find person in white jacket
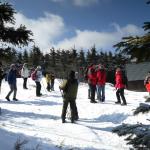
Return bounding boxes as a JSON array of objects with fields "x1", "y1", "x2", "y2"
[{"x1": 21, "y1": 63, "x2": 29, "y2": 89}]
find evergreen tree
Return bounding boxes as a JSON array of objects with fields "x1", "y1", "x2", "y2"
[
  {"x1": 17, "y1": 52, "x2": 23, "y2": 63},
  {"x1": 0, "y1": 47, "x2": 17, "y2": 62},
  {"x1": 114, "y1": 2, "x2": 150, "y2": 62},
  {"x1": 90, "y1": 45, "x2": 97, "y2": 64},
  {"x1": 70, "y1": 48, "x2": 78, "y2": 70},
  {"x1": 29, "y1": 46, "x2": 43, "y2": 66},
  {"x1": 49, "y1": 47, "x2": 56, "y2": 67},
  {"x1": 86, "y1": 45, "x2": 97, "y2": 65},
  {"x1": 0, "y1": 2, "x2": 33, "y2": 63},
  {"x1": 78, "y1": 49, "x2": 86, "y2": 67},
  {"x1": 23, "y1": 49, "x2": 29, "y2": 63}
]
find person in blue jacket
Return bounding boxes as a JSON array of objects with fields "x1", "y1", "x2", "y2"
[{"x1": 5, "y1": 64, "x2": 18, "y2": 101}]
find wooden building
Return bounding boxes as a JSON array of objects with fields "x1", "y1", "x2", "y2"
[{"x1": 125, "y1": 62, "x2": 150, "y2": 91}]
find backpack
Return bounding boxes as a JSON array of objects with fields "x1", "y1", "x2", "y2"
[
  {"x1": 31, "y1": 70, "x2": 37, "y2": 81},
  {"x1": 63, "y1": 79, "x2": 78, "y2": 99}
]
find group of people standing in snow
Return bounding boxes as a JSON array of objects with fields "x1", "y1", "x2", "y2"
[
  {"x1": 0, "y1": 62, "x2": 77, "y2": 123},
  {"x1": 0, "y1": 62, "x2": 55, "y2": 101},
  {"x1": 85, "y1": 63, "x2": 128, "y2": 106},
  {"x1": 1, "y1": 61, "x2": 150, "y2": 124}
]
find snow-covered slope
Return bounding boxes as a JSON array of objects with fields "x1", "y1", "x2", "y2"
[{"x1": 0, "y1": 78, "x2": 149, "y2": 150}]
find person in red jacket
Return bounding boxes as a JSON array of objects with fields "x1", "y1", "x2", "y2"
[
  {"x1": 97, "y1": 64, "x2": 106, "y2": 102},
  {"x1": 88, "y1": 66, "x2": 97, "y2": 103},
  {"x1": 145, "y1": 77, "x2": 150, "y2": 96},
  {"x1": 115, "y1": 67, "x2": 127, "y2": 105},
  {"x1": 84, "y1": 63, "x2": 94, "y2": 99}
]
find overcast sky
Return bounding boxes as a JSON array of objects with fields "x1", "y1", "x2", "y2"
[{"x1": 7, "y1": 0, "x2": 150, "y2": 53}]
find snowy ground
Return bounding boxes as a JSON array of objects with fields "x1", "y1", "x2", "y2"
[{"x1": 0, "y1": 78, "x2": 149, "y2": 150}]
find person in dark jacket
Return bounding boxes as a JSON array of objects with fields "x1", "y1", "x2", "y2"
[
  {"x1": 115, "y1": 67, "x2": 127, "y2": 105},
  {"x1": 5, "y1": 64, "x2": 18, "y2": 101},
  {"x1": 0, "y1": 63, "x2": 6, "y2": 93},
  {"x1": 59, "y1": 70, "x2": 78, "y2": 123}
]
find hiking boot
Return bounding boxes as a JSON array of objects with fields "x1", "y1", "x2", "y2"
[
  {"x1": 74, "y1": 116, "x2": 79, "y2": 121},
  {"x1": 115, "y1": 101, "x2": 121, "y2": 104},
  {"x1": 71, "y1": 119, "x2": 75, "y2": 123},
  {"x1": 13, "y1": 98, "x2": 18, "y2": 101},
  {"x1": 121, "y1": 103, "x2": 127, "y2": 106},
  {"x1": 102, "y1": 98, "x2": 105, "y2": 102},
  {"x1": 36, "y1": 93, "x2": 42, "y2": 97},
  {"x1": 90, "y1": 100, "x2": 97, "y2": 103},
  {"x1": 5, "y1": 97, "x2": 10, "y2": 101},
  {"x1": 62, "y1": 119, "x2": 66, "y2": 123}
]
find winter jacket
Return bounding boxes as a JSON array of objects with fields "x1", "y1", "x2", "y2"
[
  {"x1": 7, "y1": 69, "x2": 17, "y2": 85},
  {"x1": 59, "y1": 79, "x2": 78, "y2": 100},
  {"x1": 21, "y1": 67, "x2": 29, "y2": 78},
  {"x1": 35, "y1": 70, "x2": 43, "y2": 82},
  {"x1": 115, "y1": 71, "x2": 125, "y2": 89},
  {"x1": 146, "y1": 81, "x2": 150, "y2": 92},
  {"x1": 97, "y1": 69, "x2": 106, "y2": 86},
  {"x1": 84, "y1": 65, "x2": 93, "y2": 81},
  {"x1": 88, "y1": 68, "x2": 97, "y2": 86},
  {"x1": 45, "y1": 73, "x2": 51, "y2": 83}
]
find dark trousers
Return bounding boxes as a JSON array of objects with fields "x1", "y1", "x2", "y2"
[
  {"x1": 51, "y1": 81, "x2": 54, "y2": 91},
  {"x1": 23, "y1": 78, "x2": 28, "y2": 88},
  {"x1": 6, "y1": 83, "x2": 17, "y2": 99},
  {"x1": 74, "y1": 102, "x2": 79, "y2": 119},
  {"x1": 116, "y1": 88, "x2": 127, "y2": 104},
  {"x1": 61, "y1": 99, "x2": 78, "y2": 121},
  {"x1": 0, "y1": 80, "x2": 2, "y2": 87},
  {"x1": 88, "y1": 83, "x2": 91, "y2": 99},
  {"x1": 35, "y1": 81, "x2": 41, "y2": 96},
  {"x1": 89, "y1": 84, "x2": 96, "y2": 102},
  {"x1": 0, "y1": 80, "x2": 2, "y2": 93},
  {"x1": 47, "y1": 82, "x2": 51, "y2": 91}
]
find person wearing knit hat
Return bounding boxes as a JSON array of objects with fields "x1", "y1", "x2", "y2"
[
  {"x1": 35, "y1": 65, "x2": 43, "y2": 96},
  {"x1": 21, "y1": 63, "x2": 29, "y2": 89},
  {"x1": 5, "y1": 64, "x2": 18, "y2": 101},
  {"x1": 59, "y1": 70, "x2": 79, "y2": 123}
]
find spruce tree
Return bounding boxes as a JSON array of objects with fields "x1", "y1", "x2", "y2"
[
  {"x1": 0, "y1": 2, "x2": 33, "y2": 63},
  {"x1": 113, "y1": 2, "x2": 150, "y2": 62}
]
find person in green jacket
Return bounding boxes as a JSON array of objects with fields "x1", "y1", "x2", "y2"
[{"x1": 59, "y1": 70, "x2": 79, "y2": 123}]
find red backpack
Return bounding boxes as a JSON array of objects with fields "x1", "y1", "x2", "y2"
[{"x1": 31, "y1": 70, "x2": 37, "y2": 81}]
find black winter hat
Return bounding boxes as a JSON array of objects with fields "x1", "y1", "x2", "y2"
[{"x1": 69, "y1": 70, "x2": 75, "y2": 79}]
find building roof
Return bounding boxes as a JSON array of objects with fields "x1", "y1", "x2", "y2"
[{"x1": 126, "y1": 62, "x2": 150, "y2": 81}]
